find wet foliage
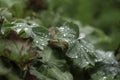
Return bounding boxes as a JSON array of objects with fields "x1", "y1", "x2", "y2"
[{"x1": 0, "y1": 0, "x2": 120, "y2": 80}]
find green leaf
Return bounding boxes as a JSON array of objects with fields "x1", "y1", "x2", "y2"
[
  {"x1": 91, "y1": 71, "x2": 113, "y2": 80},
  {"x1": 29, "y1": 67, "x2": 53, "y2": 80},
  {"x1": 90, "y1": 63, "x2": 120, "y2": 80},
  {"x1": 56, "y1": 21, "x2": 79, "y2": 44},
  {"x1": 66, "y1": 39, "x2": 96, "y2": 70},
  {"x1": 32, "y1": 27, "x2": 50, "y2": 50},
  {"x1": 41, "y1": 47, "x2": 66, "y2": 68},
  {"x1": 0, "y1": 39, "x2": 37, "y2": 68},
  {"x1": 38, "y1": 65, "x2": 73, "y2": 80},
  {"x1": 31, "y1": 46, "x2": 73, "y2": 80},
  {"x1": 95, "y1": 50, "x2": 118, "y2": 64},
  {"x1": 1, "y1": 19, "x2": 38, "y2": 38}
]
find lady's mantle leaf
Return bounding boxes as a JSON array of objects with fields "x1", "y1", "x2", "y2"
[
  {"x1": 66, "y1": 39, "x2": 96, "y2": 69},
  {"x1": 56, "y1": 21, "x2": 79, "y2": 44},
  {"x1": 90, "y1": 63, "x2": 120, "y2": 80},
  {"x1": 32, "y1": 27, "x2": 50, "y2": 50}
]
